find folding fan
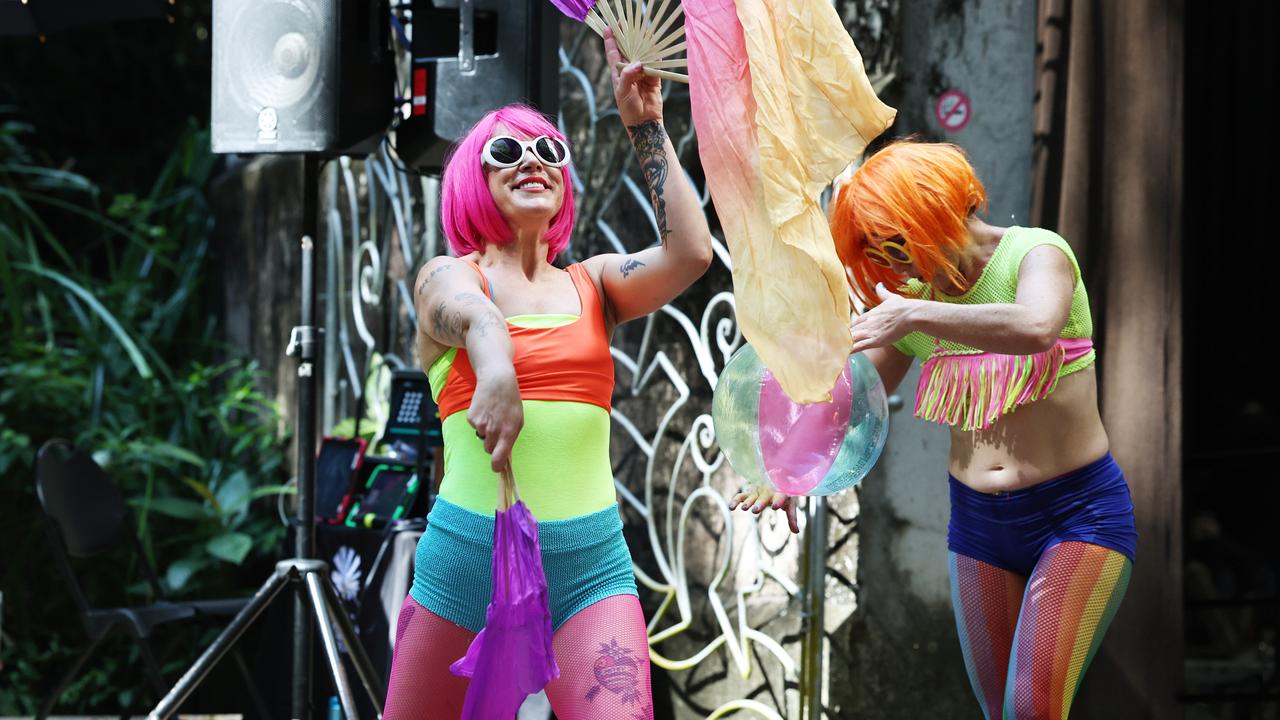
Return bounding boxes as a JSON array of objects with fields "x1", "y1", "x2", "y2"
[{"x1": 548, "y1": 0, "x2": 688, "y2": 83}]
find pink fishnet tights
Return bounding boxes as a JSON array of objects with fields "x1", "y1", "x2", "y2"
[{"x1": 383, "y1": 594, "x2": 652, "y2": 719}]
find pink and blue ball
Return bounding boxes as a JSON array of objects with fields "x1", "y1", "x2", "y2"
[{"x1": 712, "y1": 345, "x2": 889, "y2": 496}]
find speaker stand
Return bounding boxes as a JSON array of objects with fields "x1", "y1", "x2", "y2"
[
  {"x1": 149, "y1": 158, "x2": 384, "y2": 720},
  {"x1": 148, "y1": 558, "x2": 383, "y2": 720}
]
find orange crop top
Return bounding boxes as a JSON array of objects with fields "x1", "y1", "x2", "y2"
[{"x1": 434, "y1": 260, "x2": 615, "y2": 419}]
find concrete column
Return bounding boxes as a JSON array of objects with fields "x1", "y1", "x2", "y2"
[{"x1": 896, "y1": 0, "x2": 1037, "y2": 224}]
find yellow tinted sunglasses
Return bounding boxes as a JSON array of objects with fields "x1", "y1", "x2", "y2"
[{"x1": 864, "y1": 236, "x2": 913, "y2": 268}]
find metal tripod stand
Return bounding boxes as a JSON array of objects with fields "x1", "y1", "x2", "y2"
[{"x1": 150, "y1": 158, "x2": 385, "y2": 720}]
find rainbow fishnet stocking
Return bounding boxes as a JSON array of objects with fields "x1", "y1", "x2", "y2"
[{"x1": 950, "y1": 541, "x2": 1132, "y2": 720}]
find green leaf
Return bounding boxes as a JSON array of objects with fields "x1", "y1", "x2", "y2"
[
  {"x1": 117, "y1": 688, "x2": 136, "y2": 711},
  {"x1": 108, "y1": 193, "x2": 139, "y2": 218},
  {"x1": 125, "y1": 580, "x2": 153, "y2": 596},
  {"x1": 215, "y1": 469, "x2": 251, "y2": 515},
  {"x1": 14, "y1": 263, "x2": 153, "y2": 379},
  {"x1": 0, "y1": 187, "x2": 57, "y2": 244},
  {"x1": 165, "y1": 558, "x2": 203, "y2": 591},
  {"x1": 129, "y1": 440, "x2": 207, "y2": 470},
  {"x1": 22, "y1": 192, "x2": 146, "y2": 246},
  {"x1": 0, "y1": 428, "x2": 31, "y2": 475},
  {"x1": 3, "y1": 164, "x2": 96, "y2": 194},
  {"x1": 206, "y1": 532, "x2": 253, "y2": 565},
  {"x1": 230, "y1": 432, "x2": 254, "y2": 457},
  {"x1": 141, "y1": 497, "x2": 211, "y2": 520},
  {"x1": 180, "y1": 476, "x2": 220, "y2": 510},
  {"x1": 250, "y1": 484, "x2": 296, "y2": 499}
]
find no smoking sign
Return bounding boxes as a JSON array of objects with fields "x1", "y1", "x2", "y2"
[{"x1": 935, "y1": 90, "x2": 971, "y2": 132}]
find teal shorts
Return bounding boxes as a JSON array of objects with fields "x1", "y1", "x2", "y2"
[{"x1": 409, "y1": 497, "x2": 638, "y2": 633}]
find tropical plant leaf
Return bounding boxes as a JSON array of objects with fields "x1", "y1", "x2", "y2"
[
  {"x1": 250, "y1": 484, "x2": 296, "y2": 499},
  {"x1": 3, "y1": 86, "x2": 292, "y2": 716},
  {"x1": 128, "y1": 440, "x2": 207, "y2": 470},
  {"x1": 214, "y1": 469, "x2": 252, "y2": 514},
  {"x1": 0, "y1": 186, "x2": 58, "y2": 244},
  {"x1": 206, "y1": 532, "x2": 253, "y2": 565},
  {"x1": 165, "y1": 558, "x2": 203, "y2": 591},
  {"x1": 14, "y1": 263, "x2": 153, "y2": 379},
  {"x1": 139, "y1": 497, "x2": 211, "y2": 520},
  {"x1": 2, "y1": 164, "x2": 96, "y2": 194},
  {"x1": 180, "y1": 476, "x2": 220, "y2": 510}
]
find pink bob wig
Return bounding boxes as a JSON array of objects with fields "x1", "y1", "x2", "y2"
[
  {"x1": 832, "y1": 139, "x2": 987, "y2": 309},
  {"x1": 440, "y1": 104, "x2": 576, "y2": 262}
]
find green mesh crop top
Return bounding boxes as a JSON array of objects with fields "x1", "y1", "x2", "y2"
[{"x1": 891, "y1": 226, "x2": 1096, "y2": 431}]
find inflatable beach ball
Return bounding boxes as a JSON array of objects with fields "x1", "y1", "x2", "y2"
[{"x1": 712, "y1": 345, "x2": 889, "y2": 496}]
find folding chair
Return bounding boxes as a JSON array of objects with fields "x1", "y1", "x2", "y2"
[{"x1": 33, "y1": 439, "x2": 268, "y2": 719}]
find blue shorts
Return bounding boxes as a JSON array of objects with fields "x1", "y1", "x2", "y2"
[
  {"x1": 947, "y1": 452, "x2": 1138, "y2": 576},
  {"x1": 408, "y1": 498, "x2": 638, "y2": 633}
]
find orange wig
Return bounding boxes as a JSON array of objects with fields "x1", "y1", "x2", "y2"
[{"x1": 831, "y1": 140, "x2": 988, "y2": 309}]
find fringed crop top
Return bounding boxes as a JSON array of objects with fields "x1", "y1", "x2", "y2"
[{"x1": 891, "y1": 227, "x2": 1096, "y2": 432}]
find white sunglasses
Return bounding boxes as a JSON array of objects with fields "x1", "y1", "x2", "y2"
[{"x1": 481, "y1": 135, "x2": 571, "y2": 169}]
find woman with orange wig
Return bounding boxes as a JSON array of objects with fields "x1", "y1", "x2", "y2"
[{"x1": 736, "y1": 139, "x2": 1136, "y2": 719}]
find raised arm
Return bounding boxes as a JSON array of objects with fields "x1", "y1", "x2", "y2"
[
  {"x1": 413, "y1": 256, "x2": 522, "y2": 471},
  {"x1": 850, "y1": 245, "x2": 1076, "y2": 355},
  {"x1": 583, "y1": 29, "x2": 714, "y2": 326}
]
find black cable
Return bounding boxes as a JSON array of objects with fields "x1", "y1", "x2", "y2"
[{"x1": 382, "y1": 115, "x2": 442, "y2": 178}]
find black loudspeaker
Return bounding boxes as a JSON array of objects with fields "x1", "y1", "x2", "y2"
[
  {"x1": 211, "y1": 0, "x2": 395, "y2": 155},
  {"x1": 395, "y1": 0, "x2": 560, "y2": 172}
]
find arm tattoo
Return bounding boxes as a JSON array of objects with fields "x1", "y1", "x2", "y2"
[
  {"x1": 454, "y1": 291, "x2": 490, "y2": 306},
  {"x1": 429, "y1": 292, "x2": 504, "y2": 344},
  {"x1": 627, "y1": 120, "x2": 671, "y2": 243},
  {"x1": 454, "y1": 292, "x2": 502, "y2": 336},
  {"x1": 619, "y1": 258, "x2": 646, "y2": 278},
  {"x1": 429, "y1": 301, "x2": 467, "y2": 344},
  {"x1": 471, "y1": 311, "x2": 503, "y2": 339},
  {"x1": 416, "y1": 263, "x2": 452, "y2": 296}
]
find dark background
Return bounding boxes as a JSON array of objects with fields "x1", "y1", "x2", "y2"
[{"x1": 1182, "y1": 0, "x2": 1280, "y2": 714}]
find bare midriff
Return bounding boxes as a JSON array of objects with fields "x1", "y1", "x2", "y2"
[{"x1": 948, "y1": 366, "x2": 1110, "y2": 493}]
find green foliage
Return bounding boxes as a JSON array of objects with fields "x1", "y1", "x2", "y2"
[{"x1": 0, "y1": 110, "x2": 289, "y2": 715}]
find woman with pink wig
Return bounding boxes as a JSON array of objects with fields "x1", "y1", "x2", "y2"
[{"x1": 383, "y1": 30, "x2": 712, "y2": 719}]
